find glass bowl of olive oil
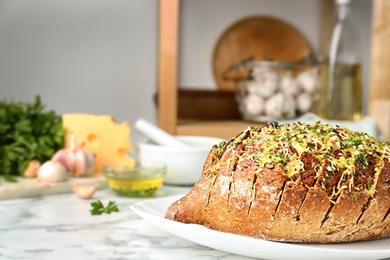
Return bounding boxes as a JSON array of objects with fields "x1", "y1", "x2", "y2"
[{"x1": 103, "y1": 160, "x2": 166, "y2": 197}]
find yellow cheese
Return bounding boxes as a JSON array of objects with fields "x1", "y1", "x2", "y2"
[{"x1": 62, "y1": 114, "x2": 134, "y2": 172}]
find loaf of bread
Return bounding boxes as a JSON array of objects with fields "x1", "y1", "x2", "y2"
[{"x1": 165, "y1": 122, "x2": 390, "y2": 243}]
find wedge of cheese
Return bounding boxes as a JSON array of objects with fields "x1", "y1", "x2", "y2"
[{"x1": 62, "y1": 114, "x2": 134, "y2": 172}]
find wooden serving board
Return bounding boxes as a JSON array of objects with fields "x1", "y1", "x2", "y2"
[
  {"x1": 213, "y1": 15, "x2": 312, "y2": 90},
  {"x1": 0, "y1": 172, "x2": 108, "y2": 200}
]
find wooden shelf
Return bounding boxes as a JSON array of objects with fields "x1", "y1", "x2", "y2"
[
  {"x1": 176, "y1": 119, "x2": 265, "y2": 140},
  {"x1": 369, "y1": 0, "x2": 390, "y2": 141}
]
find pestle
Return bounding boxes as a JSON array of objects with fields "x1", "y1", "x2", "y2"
[{"x1": 135, "y1": 118, "x2": 190, "y2": 148}]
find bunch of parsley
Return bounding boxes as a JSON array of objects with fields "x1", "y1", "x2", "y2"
[{"x1": 0, "y1": 96, "x2": 65, "y2": 181}]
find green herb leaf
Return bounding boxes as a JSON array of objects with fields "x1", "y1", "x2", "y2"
[
  {"x1": 355, "y1": 153, "x2": 369, "y2": 170},
  {"x1": 90, "y1": 200, "x2": 119, "y2": 215}
]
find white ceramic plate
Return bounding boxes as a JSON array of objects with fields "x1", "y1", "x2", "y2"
[{"x1": 130, "y1": 195, "x2": 390, "y2": 260}]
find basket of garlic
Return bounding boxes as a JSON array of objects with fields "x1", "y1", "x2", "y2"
[{"x1": 224, "y1": 54, "x2": 319, "y2": 122}]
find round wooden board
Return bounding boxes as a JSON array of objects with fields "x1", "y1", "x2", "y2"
[{"x1": 212, "y1": 16, "x2": 312, "y2": 90}]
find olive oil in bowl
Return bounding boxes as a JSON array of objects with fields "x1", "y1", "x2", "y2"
[{"x1": 103, "y1": 160, "x2": 166, "y2": 197}]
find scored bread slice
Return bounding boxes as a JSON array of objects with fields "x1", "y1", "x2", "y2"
[{"x1": 165, "y1": 122, "x2": 390, "y2": 243}]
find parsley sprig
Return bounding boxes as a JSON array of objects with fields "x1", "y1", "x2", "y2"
[
  {"x1": 90, "y1": 200, "x2": 119, "y2": 215},
  {"x1": 0, "y1": 96, "x2": 64, "y2": 180}
]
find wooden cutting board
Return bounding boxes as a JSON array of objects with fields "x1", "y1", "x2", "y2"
[
  {"x1": 212, "y1": 15, "x2": 312, "y2": 90},
  {"x1": 0, "y1": 172, "x2": 108, "y2": 200}
]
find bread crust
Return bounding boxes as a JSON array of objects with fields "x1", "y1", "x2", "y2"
[{"x1": 165, "y1": 122, "x2": 390, "y2": 243}]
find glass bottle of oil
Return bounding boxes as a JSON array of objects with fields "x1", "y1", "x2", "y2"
[{"x1": 316, "y1": 0, "x2": 363, "y2": 121}]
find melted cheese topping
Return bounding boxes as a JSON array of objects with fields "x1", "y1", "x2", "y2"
[{"x1": 211, "y1": 122, "x2": 390, "y2": 199}]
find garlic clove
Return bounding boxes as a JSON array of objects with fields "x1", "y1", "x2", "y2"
[
  {"x1": 72, "y1": 182, "x2": 98, "y2": 199},
  {"x1": 84, "y1": 151, "x2": 96, "y2": 174},
  {"x1": 71, "y1": 148, "x2": 96, "y2": 177},
  {"x1": 37, "y1": 160, "x2": 68, "y2": 183},
  {"x1": 23, "y1": 160, "x2": 41, "y2": 178}
]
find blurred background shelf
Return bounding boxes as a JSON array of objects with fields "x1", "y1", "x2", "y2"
[{"x1": 157, "y1": 0, "x2": 390, "y2": 141}]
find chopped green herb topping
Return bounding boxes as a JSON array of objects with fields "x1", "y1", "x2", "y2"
[
  {"x1": 209, "y1": 121, "x2": 390, "y2": 197},
  {"x1": 355, "y1": 153, "x2": 369, "y2": 170}
]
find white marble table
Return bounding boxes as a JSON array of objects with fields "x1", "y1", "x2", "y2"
[{"x1": 0, "y1": 185, "x2": 254, "y2": 260}]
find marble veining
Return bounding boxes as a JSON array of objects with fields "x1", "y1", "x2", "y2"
[{"x1": 0, "y1": 186, "x2": 254, "y2": 260}]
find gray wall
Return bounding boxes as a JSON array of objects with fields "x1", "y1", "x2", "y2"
[
  {"x1": 0, "y1": 0, "x2": 158, "y2": 149},
  {"x1": 0, "y1": 0, "x2": 372, "y2": 150}
]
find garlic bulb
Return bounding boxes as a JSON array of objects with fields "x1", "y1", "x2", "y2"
[
  {"x1": 280, "y1": 72, "x2": 300, "y2": 96},
  {"x1": 283, "y1": 95, "x2": 297, "y2": 119},
  {"x1": 246, "y1": 81, "x2": 260, "y2": 95},
  {"x1": 297, "y1": 68, "x2": 318, "y2": 93},
  {"x1": 23, "y1": 160, "x2": 41, "y2": 178},
  {"x1": 72, "y1": 182, "x2": 98, "y2": 199},
  {"x1": 37, "y1": 160, "x2": 68, "y2": 183},
  {"x1": 52, "y1": 135, "x2": 96, "y2": 177},
  {"x1": 256, "y1": 83, "x2": 277, "y2": 98},
  {"x1": 243, "y1": 94, "x2": 264, "y2": 116},
  {"x1": 297, "y1": 92, "x2": 313, "y2": 113},
  {"x1": 264, "y1": 93, "x2": 284, "y2": 119},
  {"x1": 252, "y1": 67, "x2": 278, "y2": 98}
]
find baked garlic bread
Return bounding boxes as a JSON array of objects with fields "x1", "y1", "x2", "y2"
[{"x1": 165, "y1": 122, "x2": 390, "y2": 243}]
